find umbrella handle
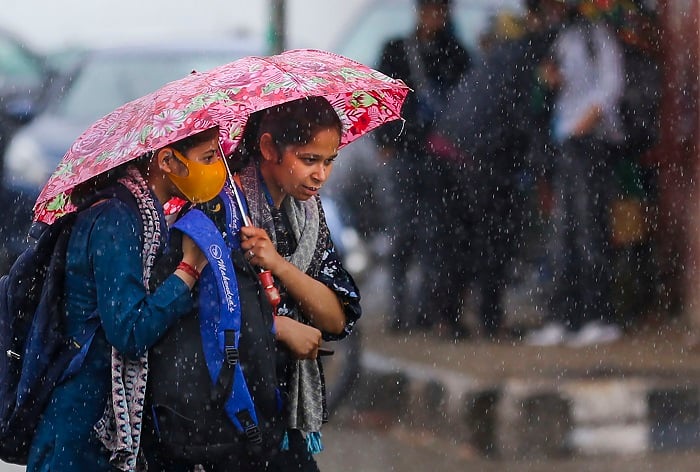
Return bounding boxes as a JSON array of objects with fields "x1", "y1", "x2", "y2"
[{"x1": 259, "y1": 269, "x2": 281, "y2": 314}]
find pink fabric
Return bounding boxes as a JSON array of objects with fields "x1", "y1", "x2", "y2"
[
  {"x1": 425, "y1": 131, "x2": 471, "y2": 165},
  {"x1": 34, "y1": 49, "x2": 409, "y2": 224}
]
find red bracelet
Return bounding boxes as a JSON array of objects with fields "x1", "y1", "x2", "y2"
[{"x1": 176, "y1": 261, "x2": 200, "y2": 281}]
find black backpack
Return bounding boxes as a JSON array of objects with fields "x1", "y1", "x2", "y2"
[
  {"x1": 0, "y1": 186, "x2": 138, "y2": 465},
  {"x1": 143, "y1": 205, "x2": 286, "y2": 468}
]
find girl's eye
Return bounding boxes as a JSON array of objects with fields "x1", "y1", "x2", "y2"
[{"x1": 298, "y1": 155, "x2": 317, "y2": 164}]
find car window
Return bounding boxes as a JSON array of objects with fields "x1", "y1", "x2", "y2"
[
  {"x1": 333, "y1": 0, "x2": 523, "y2": 68},
  {"x1": 55, "y1": 52, "x2": 242, "y2": 122},
  {"x1": 0, "y1": 34, "x2": 44, "y2": 88}
]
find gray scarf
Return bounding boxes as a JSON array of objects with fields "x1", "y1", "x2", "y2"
[{"x1": 239, "y1": 163, "x2": 325, "y2": 438}]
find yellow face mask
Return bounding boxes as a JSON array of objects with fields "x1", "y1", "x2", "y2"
[{"x1": 166, "y1": 148, "x2": 227, "y2": 203}]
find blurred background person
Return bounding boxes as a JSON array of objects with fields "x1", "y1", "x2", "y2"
[
  {"x1": 435, "y1": 0, "x2": 566, "y2": 341},
  {"x1": 526, "y1": 0, "x2": 626, "y2": 347},
  {"x1": 232, "y1": 97, "x2": 363, "y2": 472},
  {"x1": 374, "y1": 0, "x2": 472, "y2": 338}
]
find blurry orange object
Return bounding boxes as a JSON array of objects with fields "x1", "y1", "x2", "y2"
[{"x1": 610, "y1": 197, "x2": 648, "y2": 247}]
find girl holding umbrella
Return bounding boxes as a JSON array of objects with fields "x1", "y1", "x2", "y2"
[{"x1": 231, "y1": 96, "x2": 362, "y2": 472}]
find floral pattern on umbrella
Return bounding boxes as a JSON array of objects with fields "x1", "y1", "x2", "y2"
[{"x1": 34, "y1": 49, "x2": 409, "y2": 224}]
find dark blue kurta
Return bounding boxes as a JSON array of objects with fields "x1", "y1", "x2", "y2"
[{"x1": 28, "y1": 198, "x2": 194, "y2": 471}]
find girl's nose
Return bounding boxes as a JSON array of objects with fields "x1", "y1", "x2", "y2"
[{"x1": 313, "y1": 165, "x2": 327, "y2": 182}]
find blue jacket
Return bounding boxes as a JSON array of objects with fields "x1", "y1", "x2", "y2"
[{"x1": 28, "y1": 197, "x2": 194, "y2": 471}]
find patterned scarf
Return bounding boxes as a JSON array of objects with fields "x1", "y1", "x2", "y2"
[
  {"x1": 239, "y1": 163, "x2": 326, "y2": 444},
  {"x1": 93, "y1": 166, "x2": 162, "y2": 471}
]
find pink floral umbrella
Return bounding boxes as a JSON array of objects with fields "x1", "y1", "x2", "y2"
[{"x1": 34, "y1": 48, "x2": 409, "y2": 224}]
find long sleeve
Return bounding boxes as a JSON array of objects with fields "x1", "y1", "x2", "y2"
[
  {"x1": 374, "y1": 38, "x2": 417, "y2": 150},
  {"x1": 553, "y1": 21, "x2": 625, "y2": 142},
  {"x1": 65, "y1": 199, "x2": 193, "y2": 358},
  {"x1": 314, "y1": 236, "x2": 362, "y2": 341},
  {"x1": 589, "y1": 23, "x2": 625, "y2": 118}
]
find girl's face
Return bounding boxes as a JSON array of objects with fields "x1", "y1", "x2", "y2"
[{"x1": 262, "y1": 127, "x2": 341, "y2": 207}]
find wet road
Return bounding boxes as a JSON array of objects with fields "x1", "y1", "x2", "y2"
[
  {"x1": 2, "y1": 416, "x2": 700, "y2": 471},
  {"x1": 313, "y1": 263, "x2": 700, "y2": 471},
  {"x1": 318, "y1": 411, "x2": 700, "y2": 472}
]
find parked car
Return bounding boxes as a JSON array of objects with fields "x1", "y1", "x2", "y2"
[
  {"x1": 0, "y1": 40, "x2": 262, "y2": 272},
  {"x1": 0, "y1": 27, "x2": 56, "y2": 166}
]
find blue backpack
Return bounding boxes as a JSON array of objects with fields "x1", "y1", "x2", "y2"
[{"x1": 0, "y1": 186, "x2": 138, "y2": 465}]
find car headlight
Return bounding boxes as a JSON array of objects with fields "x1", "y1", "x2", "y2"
[{"x1": 3, "y1": 134, "x2": 53, "y2": 192}]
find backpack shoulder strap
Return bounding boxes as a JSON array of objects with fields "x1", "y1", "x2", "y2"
[{"x1": 173, "y1": 208, "x2": 262, "y2": 444}]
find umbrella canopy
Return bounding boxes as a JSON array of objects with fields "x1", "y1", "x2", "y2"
[{"x1": 34, "y1": 48, "x2": 409, "y2": 224}]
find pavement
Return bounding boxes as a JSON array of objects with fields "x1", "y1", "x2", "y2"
[{"x1": 346, "y1": 262, "x2": 700, "y2": 460}]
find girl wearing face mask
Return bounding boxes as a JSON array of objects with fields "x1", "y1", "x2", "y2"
[
  {"x1": 230, "y1": 97, "x2": 362, "y2": 472},
  {"x1": 27, "y1": 127, "x2": 226, "y2": 472}
]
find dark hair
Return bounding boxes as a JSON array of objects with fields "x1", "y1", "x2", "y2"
[
  {"x1": 231, "y1": 96, "x2": 342, "y2": 168},
  {"x1": 527, "y1": 0, "x2": 584, "y2": 14},
  {"x1": 526, "y1": 0, "x2": 542, "y2": 12},
  {"x1": 169, "y1": 127, "x2": 220, "y2": 155},
  {"x1": 416, "y1": 0, "x2": 450, "y2": 7}
]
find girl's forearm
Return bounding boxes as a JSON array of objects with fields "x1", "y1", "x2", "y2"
[{"x1": 273, "y1": 258, "x2": 346, "y2": 334}]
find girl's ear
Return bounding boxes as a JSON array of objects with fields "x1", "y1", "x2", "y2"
[
  {"x1": 259, "y1": 133, "x2": 278, "y2": 163},
  {"x1": 156, "y1": 148, "x2": 175, "y2": 173}
]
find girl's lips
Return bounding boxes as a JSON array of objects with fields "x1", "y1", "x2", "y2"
[{"x1": 301, "y1": 185, "x2": 320, "y2": 197}]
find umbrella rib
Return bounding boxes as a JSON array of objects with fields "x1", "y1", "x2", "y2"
[{"x1": 254, "y1": 52, "x2": 314, "y2": 95}]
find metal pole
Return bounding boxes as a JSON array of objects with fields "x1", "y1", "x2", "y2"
[{"x1": 269, "y1": 0, "x2": 286, "y2": 54}]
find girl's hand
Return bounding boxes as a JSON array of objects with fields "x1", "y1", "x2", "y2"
[
  {"x1": 176, "y1": 234, "x2": 208, "y2": 288},
  {"x1": 181, "y1": 234, "x2": 208, "y2": 271},
  {"x1": 274, "y1": 316, "x2": 323, "y2": 360},
  {"x1": 240, "y1": 225, "x2": 283, "y2": 272},
  {"x1": 573, "y1": 105, "x2": 603, "y2": 137}
]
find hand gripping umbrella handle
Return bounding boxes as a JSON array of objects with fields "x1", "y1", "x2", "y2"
[
  {"x1": 232, "y1": 182, "x2": 281, "y2": 313},
  {"x1": 223, "y1": 159, "x2": 282, "y2": 315}
]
